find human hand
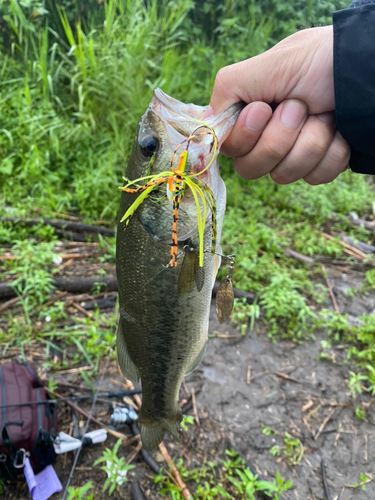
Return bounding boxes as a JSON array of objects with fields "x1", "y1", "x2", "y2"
[{"x1": 207, "y1": 26, "x2": 350, "y2": 185}]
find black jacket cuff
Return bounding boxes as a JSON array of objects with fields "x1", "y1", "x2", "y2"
[{"x1": 333, "y1": 4, "x2": 375, "y2": 174}]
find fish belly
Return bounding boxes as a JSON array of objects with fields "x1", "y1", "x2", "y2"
[{"x1": 116, "y1": 196, "x2": 213, "y2": 449}]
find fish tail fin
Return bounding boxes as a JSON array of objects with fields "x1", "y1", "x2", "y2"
[{"x1": 139, "y1": 411, "x2": 182, "y2": 450}]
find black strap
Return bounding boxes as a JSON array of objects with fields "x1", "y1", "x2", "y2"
[{"x1": 23, "y1": 363, "x2": 42, "y2": 388}]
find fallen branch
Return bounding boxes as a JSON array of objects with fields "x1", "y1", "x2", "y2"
[
  {"x1": 2, "y1": 276, "x2": 252, "y2": 301},
  {"x1": 322, "y1": 266, "x2": 339, "y2": 313},
  {"x1": 158, "y1": 441, "x2": 191, "y2": 500},
  {"x1": 346, "y1": 214, "x2": 375, "y2": 231},
  {"x1": 117, "y1": 366, "x2": 143, "y2": 409},
  {"x1": 83, "y1": 295, "x2": 117, "y2": 310},
  {"x1": 0, "y1": 217, "x2": 115, "y2": 236},
  {"x1": 246, "y1": 365, "x2": 251, "y2": 385},
  {"x1": 0, "y1": 275, "x2": 118, "y2": 298},
  {"x1": 191, "y1": 388, "x2": 200, "y2": 426},
  {"x1": 0, "y1": 296, "x2": 22, "y2": 312},
  {"x1": 180, "y1": 387, "x2": 202, "y2": 414},
  {"x1": 284, "y1": 248, "x2": 314, "y2": 264},
  {"x1": 275, "y1": 371, "x2": 303, "y2": 385},
  {"x1": 54, "y1": 230, "x2": 88, "y2": 242},
  {"x1": 315, "y1": 409, "x2": 336, "y2": 441},
  {"x1": 126, "y1": 440, "x2": 143, "y2": 464},
  {"x1": 52, "y1": 366, "x2": 92, "y2": 375},
  {"x1": 321, "y1": 232, "x2": 373, "y2": 262},
  {"x1": 248, "y1": 370, "x2": 269, "y2": 383},
  {"x1": 341, "y1": 235, "x2": 375, "y2": 254},
  {"x1": 0, "y1": 252, "x2": 94, "y2": 261}
]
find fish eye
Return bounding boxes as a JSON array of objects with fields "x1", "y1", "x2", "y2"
[{"x1": 140, "y1": 135, "x2": 160, "y2": 157}]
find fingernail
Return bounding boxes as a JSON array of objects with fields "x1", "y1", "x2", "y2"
[
  {"x1": 245, "y1": 105, "x2": 271, "y2": 132},
  {"x1": 281, "y1": 100, "x2": 307, "y2": 130},
  {"x1": 317, "y1": 112, "x2": 334, "y2": 124}
]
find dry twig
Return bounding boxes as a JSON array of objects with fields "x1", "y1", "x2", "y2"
[
  {"x1": 53, "y1": 366, "x2": 92, "y2": 375},
  {"x1": 302, "y1": 417, "x2": 314, "y2": 436},
  {"x1": 191, "y1": 388, "x2": 200, "y2": 426},
  {"x1": 284, "y1": 247, "x2": 314, "y2": 263},
  {"x1": 276, "y1": 371, "x2": 303, "y2": 384},
  {"x1": 322, "y1": 266, "x2": 339, "y2": 313},
  {"x1": 117, "y1": 366, "x2": 143, "y2": 409},
  {"x1": 334, "y1": 422, "x2": 343, "y2": 447},
  {"x1": 126, "y1": 440, "x2": 143, "y2": 464},
  {"x1": 246, "y1": 365, "x2": 251, "y2": 385},
  {"x1": 249, "y1": 370, "x2": 269, "y2": 383},
  {"x1": 0, "y1": 296, "x2": 22, "y2": 313},
  {"x1": 322, "y1": 232, "x2": 373, "y2": 262},
  {"x1": 301, "y1": 400, "x2": 314, "y2": 413},
  {"x1": 315, "y1": 409, "x2": 336, "y2": 441},
  {"x1": 158, "y1": 441, "x2": 191, "y2": 500},
  {"x1": 305, "y1": 404, "x2": 322, "y2": 421}
]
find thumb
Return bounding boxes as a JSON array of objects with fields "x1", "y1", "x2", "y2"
[{"x1": 209, "y1": 55, "x2": 279, "y2": 115}]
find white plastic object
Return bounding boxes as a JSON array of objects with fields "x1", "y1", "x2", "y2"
[
  {"x1": 83, "y1": 429, "x2": 107, "y2": 444},
  {"x1": 53, "y1": 432, "x2": 82, "y2": 454}
]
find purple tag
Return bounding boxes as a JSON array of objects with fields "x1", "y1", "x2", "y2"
[{"x1": 24, "y1": 458, "x2": 62, "y2": 500}]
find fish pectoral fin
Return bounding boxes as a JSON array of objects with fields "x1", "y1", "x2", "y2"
[
  {"x1": 184, "y1": 339, "x2": 208, "y2": 376},
  {"x1": 178, "y1": 246, "x2": 206, "y2": 294},
  {"x1": 139, "y1": 416, "x2": 182, "y2": 451},
  {"x1": 178, "y1": 247, "x2": 198, "y2": 295},
  {"x1": 116, "y1": 322, "x2": 140, "y2": 383}
]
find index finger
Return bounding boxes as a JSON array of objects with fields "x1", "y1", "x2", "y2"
[{"x1": 208, "y1": 58, "x2": 277, "y2": 115}]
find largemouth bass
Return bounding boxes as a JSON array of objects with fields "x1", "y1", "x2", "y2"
[{"x1": 116, "y1": 89, "x2": 241, "y2": 450}]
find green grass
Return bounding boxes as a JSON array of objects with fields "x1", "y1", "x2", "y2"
[
  {"x1": 154, "y1": 449, "x2": 293, "y2": 500},
  {"x1": 0, "y1": 0, "x2": 347, "y2": 221}
]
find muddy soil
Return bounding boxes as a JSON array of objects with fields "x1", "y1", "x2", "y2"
[
  {"x1": 195, "y1": 304, "x2": 375, "y2": 500},
  {"x1": 2, "y1": 267, "x2": 375, "y2": 500}
]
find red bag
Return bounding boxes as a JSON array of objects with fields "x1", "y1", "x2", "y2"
[{"x1": 0, "y1": 362, "x2": 57, "y2": 480}]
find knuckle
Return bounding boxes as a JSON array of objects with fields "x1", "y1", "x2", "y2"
[
  {"x1": 303, "y1": 133, "x2": 328, "y2": 157},
  {"x1": 304, "y1": 174, "x2": 321, "y2": 186},
  {"x1": 269, "y1": 168, "x2": 293, "y2": 185},
  {"x1": 263, "y1": 138, "x2": 290, "y2": 161},
  {"x1": 234, "y1": 159, "x2": 260, "y2": 180},
  {"x1": 329, "y1": 134, "x2": 351, "y2": 164},
  {"x1": 214, "y1": 67, "x2": 230, "y2": 92}
]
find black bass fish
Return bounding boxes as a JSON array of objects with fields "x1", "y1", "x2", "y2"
[{"x1": 116, "y1": 89, "x2": 241, "y2": 450}]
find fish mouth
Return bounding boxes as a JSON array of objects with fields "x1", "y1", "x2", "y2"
[
  {"x1": 152, "y1": 88, "x2": 206, "y2": 120},
  {"x1": 151, "y1": 88, "x2": 243, "y2": 147}
]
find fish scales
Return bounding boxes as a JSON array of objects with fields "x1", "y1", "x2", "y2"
[{"x1": 116, "y1": 89, "x2": 241, "y2": 450}]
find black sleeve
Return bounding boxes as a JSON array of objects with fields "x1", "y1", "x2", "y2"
[{"x1": 333, "y1": 1, "x2": 375, "y2": 174}]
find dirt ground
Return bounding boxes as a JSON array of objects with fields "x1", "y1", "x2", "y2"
[{"x1": 2, "y1": 263, "x2": 375, "y2": 500}]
